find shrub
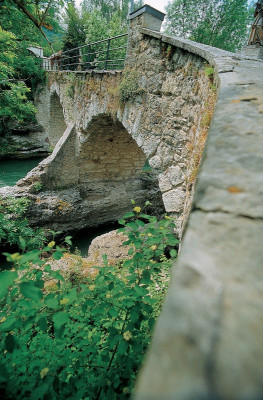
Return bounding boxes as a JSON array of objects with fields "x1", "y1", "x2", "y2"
[
  {"x1": 0, "y1": 206, "x2": 178, "y2": 399},
  {"x1": 0, "y1": 196, "x2": 46, "y2": 250}
]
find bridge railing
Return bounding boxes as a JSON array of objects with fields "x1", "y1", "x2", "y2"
[{"x1": 45, "y1": 33, "x2": 128, "y2": 72}]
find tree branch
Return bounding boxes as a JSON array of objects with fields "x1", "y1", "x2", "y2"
[{"x1": 11, "y1": 0, "x2": 54, "y2": 51}]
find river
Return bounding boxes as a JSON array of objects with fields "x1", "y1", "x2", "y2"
[
  {"x1": 0, "y1": 158, "x2": 119, "y2": 268},
  {"x1": 0, "y1": 157, "x2": 44, "y2": 187}
]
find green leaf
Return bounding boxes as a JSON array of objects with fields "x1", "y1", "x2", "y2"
[
  {"x1": 20, "y1": 250, "x2": 40, "y2": 265},
  {"x1": 136, "y1": 219, "x2": 145, "y2": 227},
  {"x1": 102, "y1": 254, "x2": 108, "y2": 267},
  {"x1": 65, "y1": 236, "x2": 72, "y2": 245},
  {"x1": 0, "y1": 317, "x2": 17, "y2": 332},
  {"x1": 108, "y1": 307, "x2": 119, "y2": 318},
  {"x1": 122, "y1": 212, "x2": 135, "y2": 219},
  {"x1": 34, "y1": 280, "x2": 44, "y2": 289},
  {"x1": 0, "y1": 270, "x2": 17, "y2": 299},
  {"x1": 52, "y1": 311, "x2": 69, "y2": 330},
  {"x1": 20, "y1": 281, "x2": 43, "y2": 301},
  {"x1": 127, "y1": 222, "x2": 138, "y2": 231},
  {"x1": 144, "y1": 296, "x2": 157, "y2": 305},
  {"x1": 134, "y1": 286, "x2": 148, "y2": 297},
  {"x1": 123, "y1": 260, "x2": 133, "y2": 268},
  {"x1": 130, "y1": 199, "x2": 135, "y2": 205},
  {"x1": 134, "y1": 239, "x2": 142, "y2": 249},
  {"x1": 67, "y1": 288, "x2": 77, "y2": 304},
  {"x1": 44, "y1": 264, "x2": 51, "y2": 272},
  {"x1": 44, "y1": 294, "x2": 59, "y2": 309},
  {"x1": 5, "y1": 334, "x2": 16, "y2": 353},
  {"x1": 35, "y1": 270, "x2": 43, "y2": 280},
  {"x1": 140, "y1": 213, "x2": 152, "y2": 220},
  {"x1": 38, "y1": 317, "x2": 48, "y2": 332},
  {"x1": 170, "y1": 249, "x2": 177, "y2": 258},
  {"x1": 52, "y1": 250, "x2": 64, "y2": 260},
  {"x1": 49, "y1": 270, "x2": 64, "y2": 280},
  {"x1": 118, "y1": 340, "x2": 129, "y2": 354},
  {"x1": 19, "y1": 236, "x2": 26, "y2": 250}
]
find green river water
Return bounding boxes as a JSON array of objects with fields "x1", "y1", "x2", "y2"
[{"x1": 0, "y1": 157, "x2": 44, "y2": 187}]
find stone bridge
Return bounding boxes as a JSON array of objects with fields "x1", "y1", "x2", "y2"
[{"x1": 2, "y1": 5, "x2": 263, "y2": 399}]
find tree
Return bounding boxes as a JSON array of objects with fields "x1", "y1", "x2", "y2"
[
  {"x1": 62, "y1": 1, "x2": 86, "y2": 51},
  {"x1": 0, "y1": 27, "x2": 38, "y2": 136},
  {"x1": 80, "y1": 0, "x2": 143, "y2": 24},
  {"x1": 61, "y1": 0, "x2": 142, "y2": 70},
  {"x1": 1, "y1": 0, "x2": 69, "y2": 49},
  {"x1": 0, "y1": 0, "x2": 65, "y2": 56},
  {"x1": 165, "y1": 0, "x2": 253, "y2": 52}
]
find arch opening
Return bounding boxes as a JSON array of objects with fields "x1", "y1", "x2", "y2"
[
  {"x1": 49, "y1": 92, "x2": 67, "y2": 148},
  {"x1": 78, "y1": 114, "x2": 164, "y2": 226}
]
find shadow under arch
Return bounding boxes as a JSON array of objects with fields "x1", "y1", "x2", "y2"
[
  {"x1": 49, "y1": 91, "x2": 67, "y2": 148},
  {"x1": 78, "y1": 114, "x2": 164, "y2": 225}
]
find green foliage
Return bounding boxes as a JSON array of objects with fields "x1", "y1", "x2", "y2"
[
  {"x1": 119, "y1": 70, "x2": 144, "y2": 102},
  {"x1": 0, "y1": 196, "x2": 46, "y2": 250},
  {"x1": 81, "y1": 0, "x2": 143, "y2": 24},
  {"x1": 0, "y1": 206, "x2": 178, "y2": 399},
  {"x1": 62, "y1": 1, "x2": 136, "y2": 70},
  {"x1": 165, "y1": 0, "x2": 253, "y2": 52},
  {"x1": 204, "y1": 66, "x2": 214, "y2": 78},
  {"x1": 62, "y1": 2, "x2": 87, "y2": 51},
  {"x1": 0, "y1": 27, "x2": 38, "y2": 136},
  {"x1": 204, "y1": 65, "x2": 215, "y2": 88},
  {"x1": 1, "y1": 0, "x2": 69, "y2": 49},
  {"x1": 33, "y1": 181, "x2": 43, "y2": 192}
]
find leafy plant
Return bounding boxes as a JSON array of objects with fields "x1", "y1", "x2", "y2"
[
  {"x1": 0, "y1": 196, "x2": 46, "y2": 250},
  {"x1": 0, "y1": 206, "x2": 178, "y2": 399},
  {"x1": 119, "y1": 69, "x2": 144, "y2": 103},
  {"x1": 0, "y1": 27, "x2": 37, "y2": 136},
  {"x1": 33, "y1": 181, "x2": 43, "y2": 192}
]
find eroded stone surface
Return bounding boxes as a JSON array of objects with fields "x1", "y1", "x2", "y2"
[
  {"x1": 136, "y1": 212, "x2": 263, "y2": 400},
  {"x1": 135, "y1": 32, "x2": 263, "y2": 400},
  {"x1": 86, "y1": 230, "x2": 129, "y2": 266}
]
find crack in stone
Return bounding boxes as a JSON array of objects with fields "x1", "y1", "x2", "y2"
[{"x1": 193, "y1": 206, "x2": 263, "y2": 221}]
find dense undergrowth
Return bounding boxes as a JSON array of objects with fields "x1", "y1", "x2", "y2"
[
  {"x1": 0, "y1": 197, "x2": 47, "y2": 252},
  {"x1": 0, "y1": 202, "x2": 178, "y2": 399}
]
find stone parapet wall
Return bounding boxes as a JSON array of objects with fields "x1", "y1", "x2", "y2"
[{"x1": 134, "y1": 31, "x2": 263, "y2": 400}]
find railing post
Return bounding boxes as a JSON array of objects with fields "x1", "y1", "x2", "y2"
[{"x1": 105, "y1": 39, "x2": 110, "y2": 70}]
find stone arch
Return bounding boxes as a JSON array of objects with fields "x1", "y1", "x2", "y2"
[
  {"x1": 77, "y1": 114, "x2": 164, "y2": 225},
  {"x1": 49, "y1": 91, "x2": 67, "y2": 148}
]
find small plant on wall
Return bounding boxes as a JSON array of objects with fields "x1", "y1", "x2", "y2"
[{"x1": 119, "y1": 69, "x2": 144, "y2": 103}]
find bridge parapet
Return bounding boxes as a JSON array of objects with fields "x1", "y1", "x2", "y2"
[{"x1": 130, "y1": 8, "x2": 263, "y2": 400}]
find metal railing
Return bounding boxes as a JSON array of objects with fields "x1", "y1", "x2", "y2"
[{"x1": 45, "y1": 33, "x2": 128, "y2": 72}]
